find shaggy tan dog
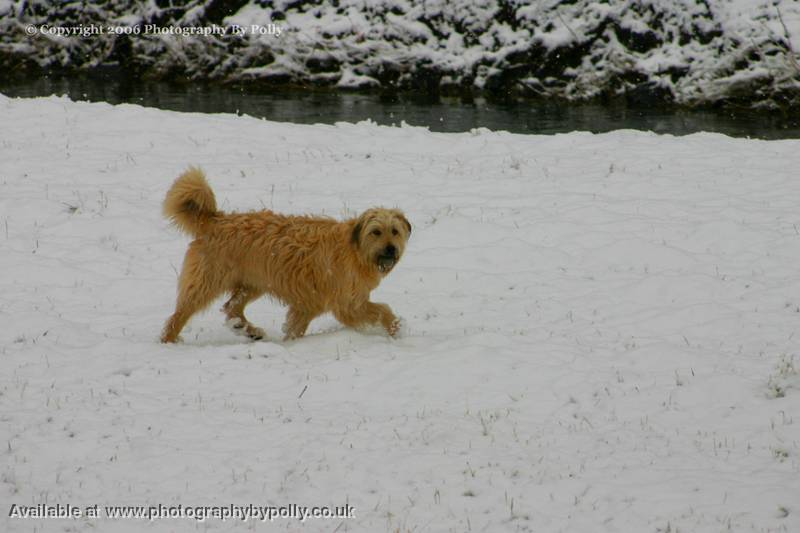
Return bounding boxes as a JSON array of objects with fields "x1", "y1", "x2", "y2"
[{"x1": 160, "y1": 167, "x2": 411, "y2": 343}]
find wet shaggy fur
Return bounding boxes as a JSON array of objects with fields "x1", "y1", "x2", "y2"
[{"x1": 160, "y1": 167, "x2": 411, "y2": 343}]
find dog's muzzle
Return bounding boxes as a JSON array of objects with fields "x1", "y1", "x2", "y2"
[{"x1": 377, "y1": 245, "x2": 398, "y2": 273}]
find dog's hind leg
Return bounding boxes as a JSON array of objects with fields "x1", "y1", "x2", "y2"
[
  {"x1": 161, "y1": 245, "x2": 224, "y2": 343},
  {"x1": 222, "y1": 286, "x2": 267, "y2": 340}
]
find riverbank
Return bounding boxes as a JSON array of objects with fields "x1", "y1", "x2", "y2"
[
  {"x1": 3, "y1": 73, "x2": 800, "y2": 139},
  {"x1": 2, "y1": 0, "x2": 799, "y2": 112}
]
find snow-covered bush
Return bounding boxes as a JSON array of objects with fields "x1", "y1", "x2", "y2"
[{"x1": 1, "y1": 0, "x2": 798, "y2": 110}]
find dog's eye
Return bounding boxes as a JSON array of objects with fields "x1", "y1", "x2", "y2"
[
  {"x1": 372, "y1": 229, "x2": 382, "y2": 236},
  {"x1": 391, "y1": 228, "x2": 399, "y2": 236}
]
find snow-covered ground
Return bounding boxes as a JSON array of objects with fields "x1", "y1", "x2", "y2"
[{"x1": 1, "y1": 94, "x2": 799, "y2": 532}]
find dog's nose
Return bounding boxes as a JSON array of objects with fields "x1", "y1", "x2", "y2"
[{"x1": 385, "y1": 244, "x2": 397, "y2": 256}]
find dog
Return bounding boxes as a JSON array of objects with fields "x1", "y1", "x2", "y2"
[{"x1": 160, "y1": 167, "x2": 411, "y2": 343}]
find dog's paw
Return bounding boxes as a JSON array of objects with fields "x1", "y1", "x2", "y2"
[
  {"x1": 246, "y1": 326, "x2": 266, "y2": 341},
  {"x1": 225, "y1": 317, "x2": 245, "y2": 331},
  {"x1": 226, "y1": 318, "x2": 266, "y2": 341},
  {"x1": 387, "y1": 317, "x2": 404, "y2": 338}
]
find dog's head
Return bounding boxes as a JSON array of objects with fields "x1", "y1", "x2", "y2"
[{"x1": 351, "y1": 208, "x2": 411, "y2": 275}]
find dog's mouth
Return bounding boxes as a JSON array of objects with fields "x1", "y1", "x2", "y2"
[{"x1": 377, "y1": 255, "x2": 397, "y2": 273}]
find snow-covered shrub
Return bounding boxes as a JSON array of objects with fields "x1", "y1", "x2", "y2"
[{"x1": 1, "y1": 0, "x2": 798, "y2": 110}]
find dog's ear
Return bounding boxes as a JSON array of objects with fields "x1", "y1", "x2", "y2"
[
  {"x1": 400, "y1": 214, "x2": 411, "y2": 235},
  {"x1": 351, "y1": 220, "x2": 363, "y2": 246},
  {"x1": 352, "y1": 210, "x2": 375, "y2": 245},
  {"x1": 393, "y1": 210, "x2": 411, "y2": 235}
]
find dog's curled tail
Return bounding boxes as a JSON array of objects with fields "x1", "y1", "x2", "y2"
[{"x1": 163, "y1": 167, "x2": 218, "y2": 236}]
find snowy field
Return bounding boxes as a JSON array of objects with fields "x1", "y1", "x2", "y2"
[{"x1": 1, "y1": 94, "x2": 799, "y2": 532}]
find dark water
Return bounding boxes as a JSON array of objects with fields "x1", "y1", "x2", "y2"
[{"x1": 2, "y1": 75, "x2": 799, "y2": 140}]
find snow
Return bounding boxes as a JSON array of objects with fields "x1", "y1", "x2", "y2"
[
  {"x1": 1, "y1": 94, "x2": 799, "y2": 532},
  {"x1": 337, "y1": 69, "x2": 380, "y2": 89},
  {"x1": 4, "y1": 0, "x2": 800, "y2": 107}
]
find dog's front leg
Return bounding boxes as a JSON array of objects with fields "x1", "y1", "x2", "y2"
[
  {"x1": 371, "y1": 302, "x2": 401, "y2": 336},
  {"x1": 283, "y1": 306, "x2": 318, "y2": 340},
  {"x1": 336, "y1": 301, "x2": 400, "y2": 337}
]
